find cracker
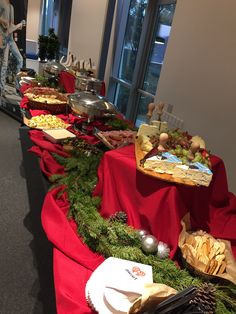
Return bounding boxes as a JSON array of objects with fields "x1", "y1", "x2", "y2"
[
  {"x1": 213, "y1": 260, "x2": 222, "y2": 275},
  {"x1": 209, "y1": 247, "x2": 216, "y2": 260},
  {"x1": 208, "y1": 260, "x2": 217, "y2": 275},
  {"x1": 213, "y1": 241, "x2": 222, "y2": 255},
  {"x1": 201, "y1": 242, "x2": 209, "y2": 258},
  {"x1": 194, "y1": 236, "x2": 203, "y2": 250},
  {"x1": 219, "y1": 241, "x2": 225, "y2": 254},
  {"x1": 215, "y1": 254, "x2": 225, "y2": 263},
  {"x1": 186, "y1": 234, "x2": 196, "y2": 247},
  {"x1": 205, "y1": 259, "x2": 211, "y2": 273},
  {"x1": 218, "y1": 261, "x2": 226, "y2": 275}
]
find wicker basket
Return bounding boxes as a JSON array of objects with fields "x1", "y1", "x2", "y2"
[
  {"x1": 27, "y1": 99, "x2": 69, "y2": 114},
  {"x1": 25, "y1": 87, "x2": 69, "y2": 114},
  {"x1": 181, "y1": 253, "x2": 232, "y2": 285}
]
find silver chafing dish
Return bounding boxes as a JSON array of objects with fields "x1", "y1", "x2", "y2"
[
  {"x1": 68, "y1": 91, "x2": 118, "y2": 119},
  {"x1": 43, "y1": 61, "x2": 66, "y2": 76},
  {"x1": 75, "y1": 75, "x2": 103, "y2": 94}
]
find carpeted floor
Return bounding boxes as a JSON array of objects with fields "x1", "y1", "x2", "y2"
[{"x1": 0, "y1": 109, "x2": 43, "y2": 314}]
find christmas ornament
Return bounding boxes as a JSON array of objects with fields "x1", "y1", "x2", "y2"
[
  {"x1": 156, "y1": 241, "x2": 170, "y2": 259},
  {"x1": 137, "y1": 229, "x2": 149, "y2": 239},
  {"x1": 141, "y1": 235, "x2": 158, "y2": 254}
]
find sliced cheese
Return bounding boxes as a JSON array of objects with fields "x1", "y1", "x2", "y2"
[
  {"x1": 144, "y1": 152, "x2": 182, "y2": 174},
  {"x1": 173, "y1": 162, "x2": 212, "y2": 187},
  {"x1": 137, "y1": 124, "x2": 160, "y2": 137}
]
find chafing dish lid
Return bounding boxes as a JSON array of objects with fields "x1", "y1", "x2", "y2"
[
  {"x1": 44, "y1": 61, "x2": 66, "y2": 74},
  {"x1": 68, "y1": 91, "x2": 116, "y2": 112}
]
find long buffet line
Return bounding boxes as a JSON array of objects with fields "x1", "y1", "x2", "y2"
[{"x1": 19, "y1": 62, "x2": 236, "y2": 314}]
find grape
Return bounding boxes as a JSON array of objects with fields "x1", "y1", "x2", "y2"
[
  {"x1": 175, "y1": 147, "x2": 182, "y2": 155},
  {"x1": 182, "y1": 149, "x2": 189, "y2": 157},
  {"x1": 181, "y1": 157, "x2": 189, "y2": 164}
]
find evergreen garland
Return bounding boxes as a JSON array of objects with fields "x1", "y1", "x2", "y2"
[{"x1": 51, "y1": 148, "x2": 236, "y2": 314}]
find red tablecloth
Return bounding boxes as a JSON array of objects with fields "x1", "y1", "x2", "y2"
[
  {"x1": 94, "y1": 146, "x2": 236, "y2": 258},
  {"x1": 27, "y1": 130, "x2": 236, "y2": 314}
]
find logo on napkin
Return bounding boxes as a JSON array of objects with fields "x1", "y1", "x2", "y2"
[{"x1": 132, "y1": 266, "x2": 145, "y2": 277}]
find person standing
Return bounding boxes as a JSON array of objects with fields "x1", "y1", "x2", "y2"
[{"x1": 0, "y1": 0, "x2": 25, "y2": 97}]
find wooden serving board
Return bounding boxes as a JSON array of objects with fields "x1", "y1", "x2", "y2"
[{"x1": 135, "y1": 140, "x2": 197, "y2": 186}]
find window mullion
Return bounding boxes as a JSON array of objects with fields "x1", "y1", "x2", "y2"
[
  {"x1": 126, "y1": 0, "x2": 159, "y2": 121},
  {"x1": 112, "y1": 0, "x2": 131, "y2": 78},
  {"x1": 107, "y1": 0, "x2": 131, "y2": 103}
]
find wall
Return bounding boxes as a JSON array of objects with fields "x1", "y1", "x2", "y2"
[
  {"x1": 68, "y1": 0, "x2": 108, "y2": 70},
  {"x1": 155, "y1": 0, "x2": 236, "y2": 193},
  {"x1": 26, "y1": 0, "x2": 41, "y2": 41}
]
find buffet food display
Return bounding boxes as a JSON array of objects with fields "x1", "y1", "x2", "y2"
[
  {"x1": 136, "y1": 123, "x2": 212, "y2": 187},
  {"x1": 68, "y1": 91, "x2": 118, "y2": 119},
  {"x1": 179, "y1": 221, "x2": 236, "y2": 285},
  {"x1": 20, "y1": 81, "x2": 236, "y2": 314},
  {"x1": 24, "y1": 114, "x2": 69, "y2": 129},
  {"x1": 24, "y1": 87, "x2": 68, "y2": 114},
  {"x1": 95, "y1": 130, "x2": 136, "y2": 149}
]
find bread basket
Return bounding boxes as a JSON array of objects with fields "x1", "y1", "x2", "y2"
[
  {"x1": 178, "y1": 216, "x2": 236, "y2": 285},
  {"x1": 24, "y1": 87, "x2": 69, "y2": 114}
]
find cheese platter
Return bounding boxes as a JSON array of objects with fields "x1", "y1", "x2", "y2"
[{"x1": 135, "y1": 139, "x2": 196, "y2": 186}]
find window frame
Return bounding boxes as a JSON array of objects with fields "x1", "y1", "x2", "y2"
[{"x1": 107, "y1": 0, "x2": 176, "y2": 122}]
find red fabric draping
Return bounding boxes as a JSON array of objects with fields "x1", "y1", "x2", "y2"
[
  {"x1": 93, "y1": 145, "x2": 236, "y2": 259},
  {"x1": 59, "y1": 71, "x2": 76, "y2": 93},
  {"x1": 20, "y1": 83, "x2": 32, "y2": 94},
  {"x1": 42, "y1": 186, "x2": 104, "y2": 314},
  {"x1": 28, "y1": 130, "x2": 70, "y2": 178},
  {"x1": 26, "y1": 126, "x2": 236, "y2": 314},
  {"x1": 29, "y1": 130, "x2": 70, "y2": 158},
  {"x1": 20, "y1": 96, "x2": 30, "y2": 109}
]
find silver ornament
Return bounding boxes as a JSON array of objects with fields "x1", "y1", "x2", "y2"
[
  {"x1": 137, "y1": 229, "x2": 149, "y2": 239},
  {"x1": 141, "y1": 235, "x2": 158, "y2": 254},
  {"x1": 157, "y1": 241, "x2": 170, "y2": 259}
]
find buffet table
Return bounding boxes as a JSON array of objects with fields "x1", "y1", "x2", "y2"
[
  {"x1": 23, "y1": 128, "x2": 236, "y2": 314},
  {"x1": 18, "y1": 83, "x2": 236, "y2": 314}
]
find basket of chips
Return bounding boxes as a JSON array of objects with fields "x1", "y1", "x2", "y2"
[{"x1": 178, "y1": 217, "x2": 236, "y2": 285}]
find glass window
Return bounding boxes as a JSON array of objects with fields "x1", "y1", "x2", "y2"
[
  {"x1": 40, "y1": 0, "x2": 72, "y2": 55},
  {"x1": 118, "y1": 0, "x2": 148, "y2": 83},
  {"x1": 107, "y1": 0, "x2": 176, "y2": 125},
  {"x1": 136, "y1": 3, "x2": 176, "y2": 123},
  {"x1": 142, "y1": 5, "x2": 176, "y2": 94},
  {"x1": 115, "y1": 83, "x2": 132, "y2": 115}
]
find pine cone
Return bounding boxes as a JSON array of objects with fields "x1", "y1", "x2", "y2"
[
  {"x1": 109, "y1": 211, "x2": 128, "y2": 224},
  {"x1": 190, "y1": 283, "x2": 216, "y2": 314}
]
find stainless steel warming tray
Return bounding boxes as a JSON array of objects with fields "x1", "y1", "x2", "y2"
[{"x1": 68, "y1": 91, "x2": 118, "y2": 118}]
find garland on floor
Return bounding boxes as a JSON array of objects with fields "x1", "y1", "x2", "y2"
[{"x1": 50, "y1": 149, "x2": 236, "y2": 314}]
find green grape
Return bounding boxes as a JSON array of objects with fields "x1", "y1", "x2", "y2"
[
  {"x1": 193, "y1": 155, "x2": 203, "y2": 163},
  {"x1": 176, "y1": 148, "x2": 183, "y2": 156},
  {"x1": 194, "y1": 152, "x2": 202, "y2": 158},
  {"x1": 182, "y1": 149, "x2": 189, "y2": 157},
  {"x1": 181, "y1": 157, "x2": 189, "y2": 164},
  {"x1": 168, "y1": 149, "x2": 176, "y2": 155}
]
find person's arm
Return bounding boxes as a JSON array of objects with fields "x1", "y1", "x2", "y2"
[
  {"x1": 8, "y1": 4, "x2": 25, "y2": 34},
  {"x1": 0, "y1": 18, "x2": 8, "y2": 29}
]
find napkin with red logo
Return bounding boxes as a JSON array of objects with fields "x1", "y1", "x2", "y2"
[{"x1": 86, "y1": 257, "x2": 153, "y2": 314}]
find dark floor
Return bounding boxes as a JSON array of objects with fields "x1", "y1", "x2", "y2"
[{"x1": 0, "y1": 108, "x2": 44, "y2": 314}]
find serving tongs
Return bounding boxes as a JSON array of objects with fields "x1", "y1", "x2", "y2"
[{"x1": 151, "y1": 286, "x2": 202, "y2": 314}]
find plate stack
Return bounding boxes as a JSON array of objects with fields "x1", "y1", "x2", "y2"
[{"x1": 86, "y1": 257, "x2": 153, "y2": 314}]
